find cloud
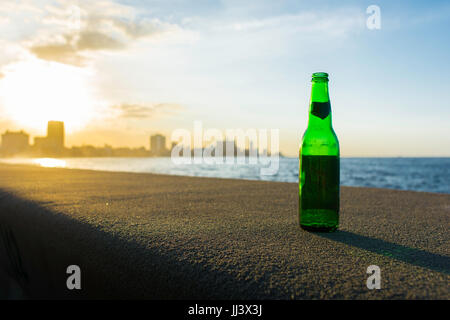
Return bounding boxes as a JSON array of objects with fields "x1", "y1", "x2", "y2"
[
  {"x1": 0, "y1": 16, "x2": 9, "y2": 25},
  {"x1": 113, "y1": 103, "x2": 183, "y2": 119},
  {"x1": 109, "y1": 17, "x2": 176, "y2": 39},
  {"x1": 217, "y1": 9, "x2": 365, "y2": 37},
  {"x1": 30, "y1": 41, "x2": 84, "y2": 66},
  {"x1": 4, "y1": 0, "x2": 182, "y2": 66},
  {"x1": 29, "y1": 30, "x2": 126, "y2": 66},
  {"x1": 76, "y1": 30, "x2": 125, "y2": 50}
]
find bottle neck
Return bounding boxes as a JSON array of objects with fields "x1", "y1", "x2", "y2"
[{"x1": 308, "y1": 81, "x2": 332, "y2": 128}]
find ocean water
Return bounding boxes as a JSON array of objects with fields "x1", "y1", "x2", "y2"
[{"x1": 1, "y1": 157, "x2": 449, "y2": 194}]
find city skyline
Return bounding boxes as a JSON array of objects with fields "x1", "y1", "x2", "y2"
[
  {"x1": 0, "y1": 120, "x2": 273, "y2": 158},
  {"x1": 0, "y1": 120, "x2": 168, "y2": 157},
  {"x1": 0, "y1": 1, "x2": 449, "y2": 157}
]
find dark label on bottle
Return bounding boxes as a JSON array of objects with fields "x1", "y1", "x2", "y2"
[
  {"x1": 300, "y1": 155, "x2": 339, "y2": 211},
  {"x1": 299, "y1": 155, "x2": 340, "y2": 230},
  {"x1": 311, "y1": 101, "x2": 330, "y2": 119}
]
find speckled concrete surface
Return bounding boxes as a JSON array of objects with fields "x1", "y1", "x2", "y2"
[{"x1": 0, "y1": 164, "x2": 448, "y2": 299}]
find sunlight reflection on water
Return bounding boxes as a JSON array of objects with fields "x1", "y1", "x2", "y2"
[{"x1": 32, "y1": 158, "x2": 67, "y2": 168}]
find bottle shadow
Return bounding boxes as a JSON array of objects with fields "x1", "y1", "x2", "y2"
[{"x1": 315, "y1": 230, "x2": 450, "y2": 275}]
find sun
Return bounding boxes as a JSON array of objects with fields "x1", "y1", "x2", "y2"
[{"x1": 0, "y1": 58, "x2": 99, "y2": 133}]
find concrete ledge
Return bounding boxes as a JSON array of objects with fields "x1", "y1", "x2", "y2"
[{"x1": 0, "y1": 164, "x2": 449, "y2": 299}]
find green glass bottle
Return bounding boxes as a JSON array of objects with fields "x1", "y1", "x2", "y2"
[{"x1": 299, "y1": 72, "x2": 340, "y2": 232}]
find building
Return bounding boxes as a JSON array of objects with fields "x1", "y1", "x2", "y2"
[
  {"x1": 33, "y1": 136, "x2": 50, "y2": 152},
  {"x1": 219, "y1": 139, "x2": 238, "y2": 156},
  {"x1": 33, "y1": 121, "x2": 65, "y2": 155},
  {"x1": 47, "y1": 121, "x2": 65, "y2": 150},
  {"x1": 150, "y1": 134, "x2": 167, "y2": 156},
  {"x1": 1, "y1": 130, "x2": 29, "y2": 155}
]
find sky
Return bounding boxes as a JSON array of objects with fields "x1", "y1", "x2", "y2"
[{"x1": 0, "y1": 0, "x2": 449, "y2": 157}]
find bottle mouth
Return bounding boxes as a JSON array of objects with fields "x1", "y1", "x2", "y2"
[{"x1": 312, "y1": 72, "x2": 329, "y2": 82}]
